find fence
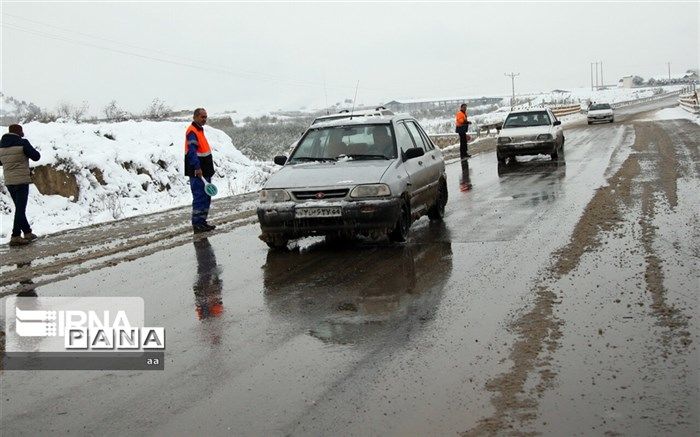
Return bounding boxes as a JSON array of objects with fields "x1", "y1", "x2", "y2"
[{"x1": 678, "y1": 85, "x2": 699, "y2": 114}]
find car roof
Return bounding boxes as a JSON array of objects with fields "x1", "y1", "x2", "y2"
[
  {"x1": 311, "y1": 113, "x2": 413, "y2": 128},
  {"x1": 312, "y1": 107, "x2": 395, "y2": 124},
  {"x1": 507, "y1": 107, "x2": 551, "y2": 114}
]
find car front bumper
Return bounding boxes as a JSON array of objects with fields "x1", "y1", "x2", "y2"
[
  {"x1": 497, "y1": 140, "x2": 557, "y2": 157},
  {"x1": 588, "y1": 114, "x2": 613, "y2": 122},
  {"x1": 257, "y1": 198, "x2": 401, "y2": 239}
]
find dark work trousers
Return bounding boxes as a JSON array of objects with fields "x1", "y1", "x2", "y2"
[
  {"x1": 7, "y1": 184, "x2": 32, "y2": 237},
  {"x1": 458, "y1": 132, "x2": 469, "y2": 159},
  {"x1": 189, "y1": 176, "x2": 211, "y2": 226}
]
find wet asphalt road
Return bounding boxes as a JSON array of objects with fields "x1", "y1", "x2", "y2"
[{"x1": 1, "y1": 98, "x2": 698, "y2": 436}]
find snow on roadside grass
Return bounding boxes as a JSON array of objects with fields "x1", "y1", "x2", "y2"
[{"x1": 0, "y1": 120, "x2": 271, "y2": 239}]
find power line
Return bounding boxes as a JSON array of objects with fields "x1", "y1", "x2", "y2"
[
  {"x1": 1, "y1": 12, "x2": 319, "y2": 87},
  {"x1": 0, "y1": 20, "x2": 364, "y2": 93}
]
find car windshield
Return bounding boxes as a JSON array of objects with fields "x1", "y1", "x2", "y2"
[
  {"x1": 290, "y1": 124, "x2": 396, "y2": 162},
  {"x1": 503, "y1": 111, "x2": 551, "y2": 128},
  {"x1": 590, "y1": 104, "x2": 611, "y2": 110}
]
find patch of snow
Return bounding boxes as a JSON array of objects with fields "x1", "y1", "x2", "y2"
[{"x1": 0, "y1": 120, "x2": 271, "y2": 239}]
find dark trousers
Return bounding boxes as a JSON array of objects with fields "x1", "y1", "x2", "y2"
[
  {"x1": 458, "y1": 132, "x2": 469, "y2": 159},
  {"x1": 189, "y1": 176, "x2": 211, "y2": 226},
  {"x1": 7, "y1": 184, "x2": 31, "y2": 237}
]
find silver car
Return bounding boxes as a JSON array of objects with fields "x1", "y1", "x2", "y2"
[
  {"x1": 257, "y1": 115, "x2": 447, "y2": 249},
  {"x1": 587, "y1": 103, "x2": 614, "y2": 124},
  {"x1": 496, "y1": 107, "x2": 565, "y2": 163}
]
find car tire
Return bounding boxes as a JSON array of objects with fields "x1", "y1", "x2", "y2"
[
  {"x1": 587, "y1": 121, "x2": 592, "y2": 125},
  {"x1": 265, "y1": 236, "x2": 289, "y2": 250},
  {"x1": 326, "y1": 232, "x2": 353, "y2": 246},
  {"x1": 427, "y1": 180, "x2": 447, "y2": 221},
  {"x1": 388, "y1": 200, "x2": 410, "y2": 243},
  {"x1": 610, "y1": 118, "x2": 614, "y2": 123},
  {"x1": 497, "y1": 152, "x2": 506, "y2": 164},
  {"x1": 551, "y1": 149, "x2": 558, "y2": 161}
]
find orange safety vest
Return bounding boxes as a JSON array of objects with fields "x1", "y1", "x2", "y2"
[
  {"x1": 184, "y1": 124, "x2": 212, "y2": 157},
  {"x1": 455, "y1": 110, "x2": 468, "y2": 127}
]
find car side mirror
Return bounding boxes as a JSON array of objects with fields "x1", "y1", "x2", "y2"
[
  {"x1": 553, "y1": 120, "x2": 561, "y2": 126},
  {"x1": 404, "y1": 147, "x2": 425, "y2": 160},
  {"x1": 273, "y1": 155, "x2": 287, "y2": 165}
]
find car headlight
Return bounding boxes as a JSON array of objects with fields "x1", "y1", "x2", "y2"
[
  {"x1": 498, "y1": 137, "x2": 512, "y2": 144},
  {"x1": 536, "y1": 134, "x2": 553, "y2": 141},
  {"x1": 350, "y1": 184, "x2": 391, "y2": 198},
  {"x1": 259, "y1": 189, "x2": 291, "y2": 203}
]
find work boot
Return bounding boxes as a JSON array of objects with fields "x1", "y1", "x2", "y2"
[
  {"x1": 9, "y1": 236, "x2": 30, "y2": 246},
  {"x1": 193, "y1": 224, "x2": 211, "y2": 234},
  {"x1": 23, "y1": 232, "x2": 38, "y2": 242},
  {"x1": 204, "y1": 223, "x2": 217, "y2": 231}
]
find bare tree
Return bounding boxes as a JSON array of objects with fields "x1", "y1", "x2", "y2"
[
  {"x1": 56, "y1": 101, "x2": 72, "y2": 120},
  {"x1": 144, "y1": 98, "x2": 171, "y2": 120},
  {"x1": 71, "y1": 101, "x2": 89, "y2": 123},
  {"x1": 103, "y1": 100, "x2": 130, "y2": 121}
]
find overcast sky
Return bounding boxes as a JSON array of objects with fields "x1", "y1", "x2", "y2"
[{"x1": 1, "y1": 2, "x2": 698, "y2": 115}]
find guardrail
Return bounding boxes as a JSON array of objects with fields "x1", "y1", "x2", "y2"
[
  {"x1": 610, "y1": 90, "x2": 683, "y2": 109},
  {"x1": 549, "y1": 104, "x2": 582, "y2": 117},
  {"x1": 678, "y1": 92, "x2": 699, "y2": 114}
]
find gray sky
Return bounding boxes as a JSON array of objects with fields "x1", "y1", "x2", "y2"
[{"x1": 1, "y1": 1, "x2": 698, "y2": 115}]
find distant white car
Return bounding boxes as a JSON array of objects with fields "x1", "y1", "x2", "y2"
[
  {"x1": 587, "y1": 103, "x2": 614, "y2": 124},
  {"x1": 496, "y1": 107, "x2": 565, "y2": 163}
]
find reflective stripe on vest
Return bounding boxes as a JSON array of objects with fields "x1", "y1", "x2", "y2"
[{"x1": 184, "y1": 125, "x2": 212, "y2": 156}]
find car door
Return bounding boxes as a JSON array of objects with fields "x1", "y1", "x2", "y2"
[
  {"x1": 548, "y1": 109, "x2": 563, "y2": 146},
  {"x1": 394, "y1": 121, "x2": 431, "y2": 213},
  {"x1": 405, "y1": 120, "x2": 441, "y2": 202}
]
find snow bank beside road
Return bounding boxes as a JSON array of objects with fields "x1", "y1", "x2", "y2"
[{"x1": 0, "y1": 121, "x2": 270, "y2": 239}]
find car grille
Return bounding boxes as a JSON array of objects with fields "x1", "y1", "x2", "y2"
[
  {"x1": 512, "y1": 135, "x2": 539, "y2": 142},
  {"x1": 292, "y1": 188, "x2": 349, "y2": 200}
]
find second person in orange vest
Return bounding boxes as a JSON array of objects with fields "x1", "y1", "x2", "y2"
[
  {"x1": 455, "y1": 103, "x2": 471, "y2": 159},
  {"x1": 184, "y1": 108, "x2": 216, "y2": 233}
]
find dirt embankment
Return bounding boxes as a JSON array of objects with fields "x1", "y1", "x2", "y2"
[{"x1": 464, "y1": 120, "x2": 696, "y2": 435}]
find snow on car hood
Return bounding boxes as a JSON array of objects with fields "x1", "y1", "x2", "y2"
[{"x1": 264, "y1": 159, "x2": 393, "y2": 189}]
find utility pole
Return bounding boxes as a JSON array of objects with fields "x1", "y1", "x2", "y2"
[
  {"x1": 594, "y1": 62, "x2": 599, "y2": 90},
  {"x1": 667, "y1": 62, "x2": 671, "y2": 80},
  {"x1": 504, "y1": 72, "x2": 520, "y2": 107},
  {"x1": 590, "y1": 63, "x2": 595, "y2": 91},
  {"x1": 600, "y1": 61, "x2": 604, "y2": 88}
]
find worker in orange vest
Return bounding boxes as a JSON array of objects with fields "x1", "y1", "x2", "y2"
[
  {"x1": 184, "y1": 108, "x2": 216, "y2": 233},
  {"x1": 455, "y1": 103, "x2": 472, "y2": 159}
]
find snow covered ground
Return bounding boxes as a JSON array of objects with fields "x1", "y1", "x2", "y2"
[
  {"x1": 640, "y1": 106, "x2": 700, "y2": 125},
  {"x1": 0, "y1": 121, "x2": 270, "y2": 240}
]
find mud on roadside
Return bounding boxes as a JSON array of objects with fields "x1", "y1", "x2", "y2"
[{"x1": 464, "y1": 120, "x2": 697, "y2": 435}]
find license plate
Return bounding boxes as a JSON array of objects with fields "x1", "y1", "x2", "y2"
[{"x1": 295, "y1": 206, "x2": 342, "y2": 218}]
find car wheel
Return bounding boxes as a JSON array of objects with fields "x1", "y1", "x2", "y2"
[
  {"x1": 497, "y1": 152, "x2": 506, "y2": 164},
  {"x1": 610, "y1": 118, "x2": 614, "y2": 123},
  {"x1": 265, "y1": 236, "x2": 289, "y2": 250},
  {"x1": 551, "y1": 149, "x2": 558, "y2": 161},
  {"x1": 587, "y1": 121, "x2": 592, "y2": 125},
  {"x1": 427, "y1": 180, "x2": 447, "y2": 221},
  {"x1": 388, "y1": 200, "x2": 410, "y2": 243},
  {"x1": 326, "y1": 232, "x2": 353, "y2": 246}
]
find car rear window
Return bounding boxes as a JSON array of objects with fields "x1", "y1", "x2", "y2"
[{"x1": 590, "y1": 104, "x2": 612, "y2": 110}]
